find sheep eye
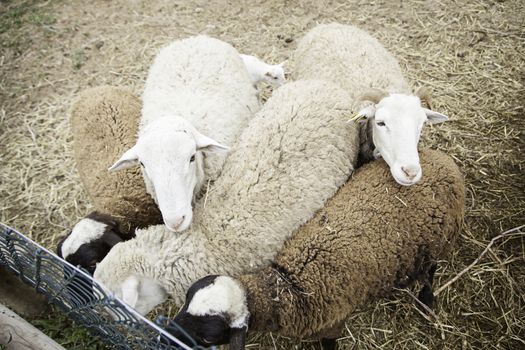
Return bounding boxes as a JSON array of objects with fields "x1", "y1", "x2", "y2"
[
  {"x1": 139, "y1": 161, "x2": 145, "y2": 167},
  {"x1": 273, "y1": 76, "x2": 278, "y2": 80},
  {"x1": 376, "y1": 121, "x2": 386, "y2": 127},
  {"x1": 190, "y1": 154, "x2": 196, "y2": 163}
]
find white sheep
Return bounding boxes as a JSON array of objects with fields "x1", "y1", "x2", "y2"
[
  {"x1": 293, "y1": 23, "x2": 450, "y2": 186},
  {"x1": 108, "y1": 36, "x2": 260, "y2": 232},
  {"x1": 240, "y1": 54, "x2": 286, "y2": 87},
  {"x1": 94, "y1": 79, "x2": 360, "y2": 315}
]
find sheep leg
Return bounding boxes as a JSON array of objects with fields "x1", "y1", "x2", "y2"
[
  {"x1": 315, "y1": 321, "x2": 345, "y2": 350},
  {"x1": 320, "y1": 338, "x2": 337, "y2": 350},
  {"x1": 417, "y1": 262, "x2": 437, "y2": 310}
]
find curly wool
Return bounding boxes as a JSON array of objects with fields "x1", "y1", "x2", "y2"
[
  {"x1": 94, "y1": 80, "x2": 360, "y2": 307},
  {"x1": 292, "y1": 23, "x2": 411, "y2": 163},
  {"x1": 239, "y1": 149, "x2": 465, "y2": 339},
  {"x1": 292, "y1": 23, "x2": 409, "y2": 99},
  {"x1": 70, "y1": 86, "x2": 161, "y2": 235}
]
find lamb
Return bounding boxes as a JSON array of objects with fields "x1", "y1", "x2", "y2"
[
  {"x1": 57, "y1": 212, "x2": 126, "y2": 274},
  {"x1": 93, "y1": 79, "x2": 360, "y2": 315},
  {"x1": 240, "y1": 54, "x2": 286, "y2": 87},
  {"x1": 167, "y1": 148, "x2": 466, "y2": 350},
  {"x1": 70, "y1": 86, "x2": 162, "y2": 237},
  {"x1": 108, "y1": 36, "x2": 260, "y2": 232},
  {"x1": 55, "y1": 211, "x2": 127, "y2": 306},
  {"x1": 293, "y1": 23, "x2": 450, "y2": 186}
]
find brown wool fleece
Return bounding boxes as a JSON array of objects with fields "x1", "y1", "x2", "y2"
[
  {"x1": 239, "y1": 148, "x2": 465, "y2": 339},
  {"x1": 70, "y1": 86, "x2": 161, "y2": 236}
]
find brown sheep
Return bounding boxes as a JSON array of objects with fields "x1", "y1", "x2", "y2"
[{"x1": 168, "y1": 148, "x2": 465, "y2": 350}]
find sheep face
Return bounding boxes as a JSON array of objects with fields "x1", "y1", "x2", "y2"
[
  {"x1": 57, "y1": 212, "x2": 124, "y2": 274},
  {"x1": 165, "y1": 275, "x2": 249, "y2": 349},
  {"x1": 263, "y1": 63, "x2": 286, "y2": 86},
  {"x1": 356, "y1": 94, "x2": 448, "y2": 186},
  {"x1": 108, "y1": 117, "x2": 228, "y2": 232},
  {"x1": 241, "y1": 53, "x2": 286, "y2": 87}
]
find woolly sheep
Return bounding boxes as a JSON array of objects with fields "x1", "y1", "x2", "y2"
[
  {"x1": 293, "y1": 23, "x2": 450, "y2": 186},
  {"x1": 94, "y1": 80, "x2": 360, "y2": 315},
  {"x1": 240, "y1": 54, "x2": 286, "y2": 87},
  {"x1": 70, "y1": 86, "x2": 162, "y2": 237},
  {"x1": 108, "y1": 36, "x2": 260, "y2": 232},
  {"x1": 168, "y1": 148, "x2": 466, "y2": 349}
]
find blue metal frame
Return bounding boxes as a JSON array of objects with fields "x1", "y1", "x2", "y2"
[{"x1": 0, "y1": 223, "x2": 209, "y2": 350}]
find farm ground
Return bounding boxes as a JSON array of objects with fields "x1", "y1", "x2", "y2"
[{"x1": 0, "y1": 0, "x2": 524, "y2": 349}]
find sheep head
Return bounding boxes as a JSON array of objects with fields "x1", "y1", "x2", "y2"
[
  {"x1": 108, "y1": 116, "x2": 228, "y2": 232},
  {"x1": 263, "y1": 62, "x2": 286, "y2": 86},
  {"x1": 350, "y1": 88, "x2": 449, "y2": 186},
  {"x1": 163, "y1": 275, "x2": 249, "y2": 349},
  {"x1": 57, "y1": 212, "x2": 124, "y2": 274}
]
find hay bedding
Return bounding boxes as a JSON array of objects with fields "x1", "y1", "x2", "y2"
[{"x1": 0, "y1": 0, "x2": 523, "y2": 348}]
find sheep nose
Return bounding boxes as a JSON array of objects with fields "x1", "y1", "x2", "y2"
[
  {"x1": 401, "y1": 165, "x2": 420, "y2": 180},
  {"x1": 165, "y1": 216, "x2": 185, "y2": 232}
]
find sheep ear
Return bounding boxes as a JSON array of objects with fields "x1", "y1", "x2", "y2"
[
  {"x1": 194, "y1": 132, "x2": 229, "y2": 154},
  {"x1": 108, "y1": 146, "x2": 139, "y2": 172},
  {"x1": 121, "y1": 276, "x2": 140, "y2": 308},
  {"x1": 229, "y1": 326, "x2": 247, "y2": 350},
  {"x1": 424, "y1": 108, "x2": 449, "y2": 124},
  {"x1": 348, "y1": 105, "x2": 376, "y2": 123}
]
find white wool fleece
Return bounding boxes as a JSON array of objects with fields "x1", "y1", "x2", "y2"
[
  {"x1": 110, "y1": 36, "x2": 261, "y2": 232},
  {"x1": 94, "y1": 80, "x2": 360, "y2": 311},
  {"x1": 293, "y1": 23, "x2": 410, "y2": 100},
  {"x1": 141, "y1": 36, "x2": 260, "y2": 181}
]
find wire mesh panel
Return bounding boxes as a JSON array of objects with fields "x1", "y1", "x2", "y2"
[{"x1": 0, "y1": 223, "x2": 209, "y2": 350}]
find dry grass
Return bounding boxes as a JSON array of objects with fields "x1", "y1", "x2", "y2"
[{"x1": 1, "y1": 0, "x2": 524, "y2": 349}]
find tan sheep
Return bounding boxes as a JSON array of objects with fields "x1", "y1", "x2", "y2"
[{"x1": 70, "y1": 86, "x2": 161, "y2": 236}]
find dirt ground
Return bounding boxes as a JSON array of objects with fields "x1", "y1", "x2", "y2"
[{"x1": 1, "y1": 0, "x2": 524, "y2": 349}]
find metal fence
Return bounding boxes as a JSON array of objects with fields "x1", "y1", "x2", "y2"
[{"x1": 0, "y1": 223, "x2": 209, "y2": 350}]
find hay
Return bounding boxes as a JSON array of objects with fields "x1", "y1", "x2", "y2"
[{"x1": 1, "y1": 0, "x2": 523, "y2": 348}]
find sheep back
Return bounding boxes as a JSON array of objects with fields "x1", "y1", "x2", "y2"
[
  {"x1": 292, "y1": 23, "x2": 410, "y2": 100},
  {"x1": 70, "y1": 86, "x2": 161, "y2": 235},
  {"x1": 192, "y1": 79, "x2": 360, "y2": 272},
  {"x1": 239, "y1": 148, "x2": 465, "y2": 338}
]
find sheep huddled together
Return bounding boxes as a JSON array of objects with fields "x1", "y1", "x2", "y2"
[
  {"x1": 172, "y1": 148, "x2": 464, "y2": 349},
  {"x1": 63, "y1": 23, "x2": 463, "y2": 350},
  {"x1": 94, "y1": 78, "x2": 360, "y2": 314}
]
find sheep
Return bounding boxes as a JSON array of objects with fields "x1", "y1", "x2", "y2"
[
  {"x1": 293, "y1": 23, "x2": 450, "y2": 186},
  {"x1": 166, "y1": 148, "x2": 466, "y2": 350},
  {"x1": 108, "y1": 36, "x2": 260, "y2": 232},
  {"x1": 70, "y1": 86, "x2": 162, "y2": 237},
  {"x1": 56, "y1": 212, "x2": 126, "y2": 275},
  {"x1": 240, "y1": 54, "x2": 286, "y2": 87},
  {"x1": 93, "y1": 79, "x2": 360, "y2": 315}
]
